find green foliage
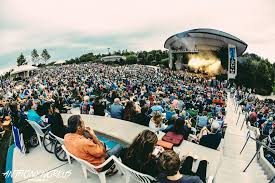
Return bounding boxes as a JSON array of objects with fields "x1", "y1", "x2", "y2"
[
  {"x1": 31, "y1": 49, "x2": 40, "y2": 65},
  {"x1": 126, "y1": 55, "x2": 137, "y2": 64},
  {"x1": 236, "y1": 53, "x2": 275, "y2": 95},
  {"x1": 17, "y1": 53, "x2": 27, "y2": 66},
  {"x1": 41, "y1": 49, "x2": 51, "y2": 64}
]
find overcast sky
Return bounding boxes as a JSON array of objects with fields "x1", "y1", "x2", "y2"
[{"x1": 0, "y1": 0, "x2": 274, "y2": 69}]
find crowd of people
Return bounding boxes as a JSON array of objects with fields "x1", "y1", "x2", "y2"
[
  {"x1": 233, "y1": 88, "x2": 275, "y2": 167},
  {"x1": 0, "y1": 63, "x2": 229, "y2": 182}
]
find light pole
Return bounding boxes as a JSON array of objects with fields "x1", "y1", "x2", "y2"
[{"x1": 107, "y1": 48, "x2": 110, "y2": 55}]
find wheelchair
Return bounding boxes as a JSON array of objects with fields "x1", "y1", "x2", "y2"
[{"x1": 42, "y1": 131, "x2": 68, "y2": 161}]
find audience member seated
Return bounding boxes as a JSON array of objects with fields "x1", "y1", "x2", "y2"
[
  {"x1": 80, "y1": 96, "x2": 91, "y2": 114},
  {"x1": 93, "y1": 97, "x2": 106, "y2": 116},
  {"x1": 45, "y1": 103, "x2": 69, "y2": 138},
  {"x1": 198, "y1": 121, "x2": 222, "y2": 150},
  {"x1": 165, "y1": 106, "x2": 176, "y2": 122},
  {"x1": 64, "y1": 115, "x2": 122, "y2": 174},
  {"x1": 110, "y1": 98, "x2": 124, "y2": 119},
  {"x1": 151, "y1": 101, "x2": 164, "y2": 114},
  {"x1": 133, "y1": 105, "x2": 150, "y2": 126},
  {"x1": 149, "y1": 111, "x2": 167, "y2": 132},
  {"x1": 196, "y1": 111, "x2": 209, "y2": 129},
  {"x1": 121, "y1": 130, "x2": 161, "y2": 178},
  {"x1": 26, "y1": 100, "x2": 44, "y2": 126},
  {"x1": 158, "y1": 150, "x2": 207, "y2": 183},
  {"x1": 123, "y1": 101, "x2": 137, "y2": 122}
]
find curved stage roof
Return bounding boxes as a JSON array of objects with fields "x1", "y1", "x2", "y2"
[{"x1": 164, "y1": 28, "x2": 248, "y2": 56}]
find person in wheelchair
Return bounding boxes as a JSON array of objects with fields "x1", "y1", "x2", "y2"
[
  {"x1": 44, "y1": 103, "x2": 69, "y2": 138},
  {"x1": 26, "y1": 100, "x2": 45, "y2": 127}
]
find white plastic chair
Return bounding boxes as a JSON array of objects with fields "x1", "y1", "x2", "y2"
[
  {"x1": 27, "y1": 120, "x2": 50, "y2": 147},
  {"x1": 49, "y1": 131, "x2": 64, "y2": 145},
  {"x1": 62, "y1": 145, "x2": 114, "y2": 183},
  {"x1": 112, "y1": 156, "x2": 157, "y2": 183}
]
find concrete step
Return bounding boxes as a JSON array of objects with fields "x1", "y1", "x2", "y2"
[{"x1": 215, "y1": 96, "x2": 270, "y2": 183}]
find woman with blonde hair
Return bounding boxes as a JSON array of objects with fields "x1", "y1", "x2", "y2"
[{"x1": 149, "y1": 111, "x2": 167, "y2": 132}]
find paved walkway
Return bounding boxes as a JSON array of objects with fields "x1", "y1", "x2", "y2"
[{"x1": 215, "y1": 96, "x2": 269, "y2": 183}]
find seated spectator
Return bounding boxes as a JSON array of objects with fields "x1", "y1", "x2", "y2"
[
  {"x1": 149, "y1": 111, "x2": 167, "y2": 132},
  {"x1": 197, "y1": 111, "x2": 209, "y2": 128},
  {"x1": 163, "y1": 117, "x2": 192, "y2": 140},
  {"x1": 123, "y1": 101, "x2": 137, "y2": 122},
  {"x1": 93, "y1": 96, "x2": 106, "y2": 116},
  {"x1": 173, "y1": 118, "x2": 192, "y2": 140},
  {"x1": 110, "y1": 98, "x2": 124, "y2": 119},
  {"x1": 262, "y1": 117, "x2": 274, "y2": 136},
  {"x1": 45, "y1": 103, "x2": 69, "y2": 138},
  {"x1": 165, "y1": 106, "x2": 176, "y2": 121},
  {"x1": 151, "y1": 101, "x2": 164, "y2": 114},
  {"x1": 133, "y1": 105, "x2": 150, "y2": 126},
  {"x1": 64, "y1": 115, "x2": 122, "y2": 174},
  {"x1": 80, "y1": 96, "x2": 91, "y2": 114},
  {"x1": 248, "y1": 109, "x2": 257, "y2": 126},
  {"x1": 26, "y1": 100, "x2": 44, "y2": 126},
  {"x1": 121, "y1": 130, "x2": 160, "y2": 177},
  {"x1": 199, "y1": 121, "x2": 222, "y2": 150},
  {"x1": 158, "y1": 150, "x2": 206, "y2": 183}
]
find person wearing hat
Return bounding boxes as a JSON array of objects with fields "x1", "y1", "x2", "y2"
[{"x1": 198, "y1": 121, "x2": 222, "y2": 150}]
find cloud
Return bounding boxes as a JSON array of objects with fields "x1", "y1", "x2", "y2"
[{"x1": 0, "y1": 0, "x2": 275, "y2": 66}]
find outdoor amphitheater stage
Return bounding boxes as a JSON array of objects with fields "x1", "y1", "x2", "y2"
[{"x1": 7, "y1": 95, "x2": 272, "y2": 183}]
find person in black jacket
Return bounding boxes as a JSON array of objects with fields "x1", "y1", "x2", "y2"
[
  {"x1": 44, "y1": 103, "x2": 69, "y2": 138},
  {"x1": 93, "y1": 97, "x2": 106, "y2": 116}
]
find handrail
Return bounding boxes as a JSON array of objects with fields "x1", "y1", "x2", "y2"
[{"x1": 240, "y1": 130, "x2": 275, "y2": 172}]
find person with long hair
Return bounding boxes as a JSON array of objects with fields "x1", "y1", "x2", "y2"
[
  {"x1": 123, "y1": 100, "x2": 136, "y2": 122},
  {"x1": 93, "y1": 96, "x2": 106, "y2": 116},
  {"x1": 121, "y1": 130, "x2": 161, "y2": 177},
  {"x1": 149, "y1": 111, "x2": 167, "y2": 132},
  {"x1": 44, "y1": 103, "x2": 69, "y2": 138}
]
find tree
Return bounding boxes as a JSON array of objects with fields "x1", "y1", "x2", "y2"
[
  {"x1": 31, "y1": 49, "x2": 40, "y2": 65},
  {"x1": 126, "y1": 55, "x2": 137, "y2": 64},
  {"x1": 146, "y1": 54, "x2": 154, "y2": 65},
  {"x1": 41, "y1": 49, "x2": 51, "y2": 64},
  {"x1": 17, "y1": 53, "x2": 27, "y2": 66},
  {"x1": 155, "y1": 53, "x2": 161, "y2": 63}
]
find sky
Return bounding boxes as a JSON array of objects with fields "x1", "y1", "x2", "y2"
[{"x1": 0, "y1": 0, "x2": 275, "y2": 71}]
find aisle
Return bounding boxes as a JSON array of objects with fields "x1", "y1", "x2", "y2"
[{"x1": 214, "y1": 96, "x2": 269, "y2": 183}]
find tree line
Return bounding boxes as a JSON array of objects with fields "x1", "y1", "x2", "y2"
[{"x1": 17, "y1": 49, "x2": 51, "y2": 66}]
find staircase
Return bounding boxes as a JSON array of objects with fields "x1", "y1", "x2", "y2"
[{"x1": 214, "y1": 96, "x2": 271, "y2": 183}]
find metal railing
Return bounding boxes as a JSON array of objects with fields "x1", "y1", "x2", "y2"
[{"x1": 240, "y1": 130, "x2": 275, "y2": 172}]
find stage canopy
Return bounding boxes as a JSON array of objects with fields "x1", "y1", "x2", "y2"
[{"x1": 164, "y1": 28, "x2": 247, "y2": 56}]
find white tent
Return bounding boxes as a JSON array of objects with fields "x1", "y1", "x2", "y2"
[
  {"x1": 54, "y1": 60, "x2": 66, "y2": 65},
  {"x1": 10, "y1": 65, "x2": 38, "y2": 78}
]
